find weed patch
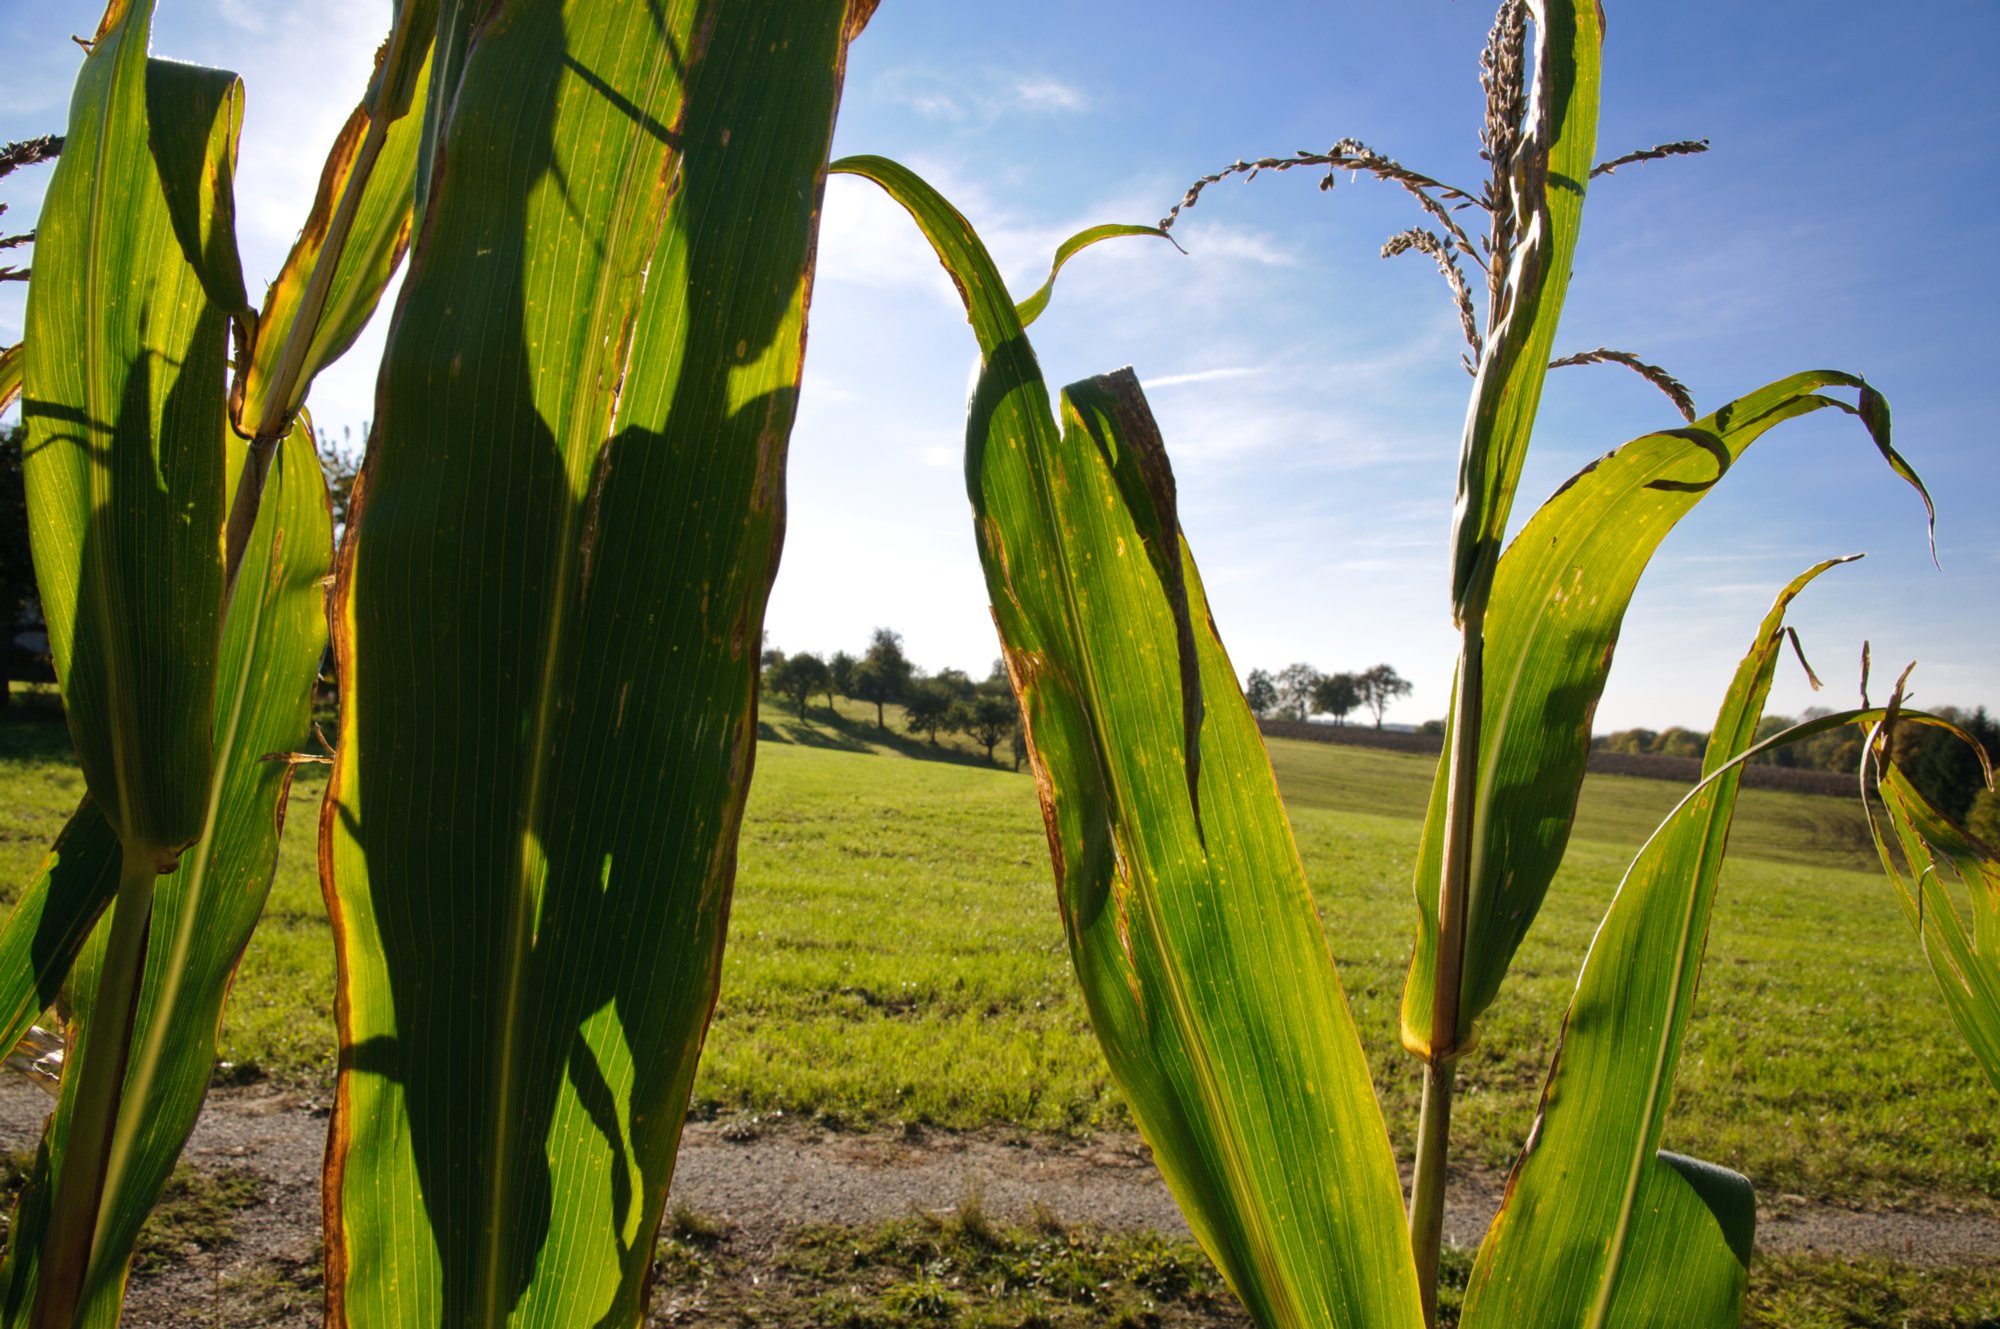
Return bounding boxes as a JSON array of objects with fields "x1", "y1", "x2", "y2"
[
  {"x1": 652, "y1": 1202, "x2": 1248, "y2": 1328},
  {"x1": 130, "y1": 1167, "x2": 267, "y2": 1273}
]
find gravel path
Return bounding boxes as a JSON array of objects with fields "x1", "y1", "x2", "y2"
[{"x1": 0, "y1": 1080, "x2": 1992, "y2": 1326}]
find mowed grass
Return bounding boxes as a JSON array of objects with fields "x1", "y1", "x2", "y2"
[
  {"x1": 0, "y1": 695, "x2": 1993, "y2": 1215},
  {"x1": 649, "y1": 1203, "x2": 1999, "y2": 1329}
]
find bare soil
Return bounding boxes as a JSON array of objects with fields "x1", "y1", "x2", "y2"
[{"x1": 0, "y1": 1080, "x2": 1991, "y2": 1326}]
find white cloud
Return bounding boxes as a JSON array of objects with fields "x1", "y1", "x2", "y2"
[
  {"x1": 1164, "y1": 221, "x2": 1300, "y2": 268},
  {"x1": 216, "y1": 0, "x2": 272, "y2": 34},
  {"x1": 1010, "y1": 78, "x2": 1088, "y2": 114},
  {"x1": 873, "y1": 68, "x2": 1092, "y2": 127},
  {"x1": 1142, "y1": 366, "x2": 1268, "y2": 389}
]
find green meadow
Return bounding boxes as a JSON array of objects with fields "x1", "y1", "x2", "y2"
[{"x1": 0, "y1": 695, "x2": 1992, "y2": 1214}]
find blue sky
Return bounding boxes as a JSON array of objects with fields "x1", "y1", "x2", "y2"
[{"x1": 3, "y1": 1, "x2": 1994, "y2": 731}]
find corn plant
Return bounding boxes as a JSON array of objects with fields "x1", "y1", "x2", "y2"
[
  {"x1": 834, "y1": 2, "x2": 1993, "y2": 1326},
  {"x1": 2, "y1": 0, "x2": 873, "y2": 1324}
]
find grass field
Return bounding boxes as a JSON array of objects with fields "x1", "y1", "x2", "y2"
[
  {"x1": 4, "y1": 691, "x2": 1996, "y2": 1322},
  {"x1": 2, "y1": 691, "x2": 1988, "y2": 1215}
]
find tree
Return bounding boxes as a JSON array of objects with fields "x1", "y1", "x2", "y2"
[
  {"x1": 1312, "y1": 671, "x2": 1360, "y2": 725},
  {"x1": 828, "y1": 650, "x2": 857, "y2": 707},
  {"x1": 1599, "y1": 727, "x2": 1657, "y2": 755},
  {"x1": 1651, "y1": 727, "x2": 1707, "y2": 759},
  {"x1": 769, "y1": 651, "x2": 828, "y2": 720},
  {"x1": 318, "y1": 426, "x2": 364, "y2": 535},
  {"x1": 1971, "y1": 789, "x2": 2000, "y2": 848},
  {"x1": 1244, "y1": 668, "x2": 1277, "y2": 718},
  {"x1": 1274, "y1": 662, "x2": 1319, "y2": 722},
  {"x1": 1749, "y1": 714, "x2": 1798, "y2": 766},
  {"x1": 903, "y1": 675, "x2": 957, "y2": 744},
  {"x1": 1357, "y1": 664, "x2": 1412, "y2": 728},
  {"x1": 853, "y1": 627, "x2": 913, "y2": 729},
  {"x1": 1891, "y1": 705, "x2": 1999, "y2": 822},
  {"x1": 954, "y1": 691, "x2": 1018, "y2": 763}
]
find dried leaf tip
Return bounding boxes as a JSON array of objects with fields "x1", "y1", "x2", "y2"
[{"x1": 1783, "y1": 626, "x2": 1823, "y2": 691}]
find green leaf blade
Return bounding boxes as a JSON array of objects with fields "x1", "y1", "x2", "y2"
[
  {"x1": 841, "y1": 155, "x2": 1422, "y2": 1329},
  {"x1": 0, "y1": 342, "x2": 22, "y2": 417},
  {"x1": 1044, "y1": 378, "x2": 1421, "y2": 1329},
  {"x1": 1403, "y1": 372, "x2": 1933, "y2": 1059},
  {"x1": 1014, "y1": 223, "x2": 1170, "y2": 328},
  {"x1": 1869, "y1": 738, "x2": 2000, "y2": 1090},
  {"x1": 21, "y1": 2, "x2": 237, "y2": 868},
  {"x1": 0, "y1": 419, "x2": 331, "y2": 1325},
  {"x1": 321, "y1": 6, "x2": 862, "y2": 1325},
  {"x1": 1461, "y1": 560, "x2": 1851, "y2": 1329},
  {"x1": 0, "y1": 804, "x2": 120, "y2": 1061},
  {"x1": 236, "y1": 26, "x2": 436, "y2": 438}
]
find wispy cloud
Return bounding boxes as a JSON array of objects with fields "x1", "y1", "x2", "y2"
[
  {"x1": 873, "y1": 69, "x2": 1092, "y2": 127},
  {"x1": 1142, "y1": 367, "x2": 1269, "y2": 389},
  {"x1": 217, "y1": 0, "x2": 272, "y2": 34},
  {"x1": 1163, "y1": 221, "x2": 1299, "y2": 268},
  {"x1": 1011, "y1": 78, "x2": 1089, "y2": 113}
]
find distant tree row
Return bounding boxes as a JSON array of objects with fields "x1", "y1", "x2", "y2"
[
  {"x1": 1595, "y1": 705, "x2": 1999, "y2": 842},
  {"x1": 761, "y1": 628, "x2": 1026, "y2": 765},
  {"x1": 1243, "y1": 663, "x2": 1413, "y2": 729}
]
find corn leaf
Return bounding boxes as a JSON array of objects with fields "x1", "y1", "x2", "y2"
[
  {"x1": 834, "y1": 153, "x2": 1422, "y2": 1329},
  {"x1": 0, "y1": 807, "x2": 117, "y2": 1062},
  {"x1": 1014, "y1": 223, "x2": 1166, "y2": 328},
  {"x1": 1461, "y1": 560, "x2": 1852, "y2": 1328},
  {"x1": 21, "y1": 0, "x2": 240, "y2": 869},
  {"x1": 233, "y1": 13, "x2": 435, "y2": 439},
  {"x1": 413, "y1": 0, "x2": 474, "y2": 237},
  {"x1": 0, "y1": 419, "x2": 329, "y2": 1327},
  {"x1": 320, "y1": 4, "x2": 865, "y2": 1324},
  {"x1": 15, "y1": 24, "x2": 251, "y2": 1318},
  {"x1": 1448, "y1": 0, "x2": 1600, "y2": 619},
  {"x1": 0, "y1": 343, "x2": 20, "y2": 415},
  {"x1": 1402, "y1": 372, "x2": 1934, "y2": 1059},
  {"x1": 1867, "y1": 729, "x2": 2000, "y2": 1091}
]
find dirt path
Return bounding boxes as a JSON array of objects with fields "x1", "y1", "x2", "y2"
[{"x1": 0, "y1": 1081, "x2": 1992, "y2": 1326}]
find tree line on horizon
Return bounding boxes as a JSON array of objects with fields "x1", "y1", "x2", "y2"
[
  {"x1": 761, "y1": 627, "x2": 1024, "y2": 765},
  {"x1": 1599, "y1": 706, "x2": 1999, "y2": 841},
  {"x1": 1244, "y1": 662, "x2": 1414, "y2": 729},
  {"x1": 12, "y1": 416, "x2": 1994, "y2": 838}
]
